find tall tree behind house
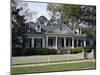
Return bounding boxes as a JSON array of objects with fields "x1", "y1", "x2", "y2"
[
  {"x1": 12, "y1": 0, "x2": 28, "y2": 48},
  {"x1": 47, "y1": 3, "x2": 96, "y2": 38}
]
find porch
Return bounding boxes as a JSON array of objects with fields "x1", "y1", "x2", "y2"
[
  {"x1": 26, "y1": 36, "x2": 89, "y2": 49},
  {"x1": 45, "y1": 36, "x2": 86, "y2": 49}
]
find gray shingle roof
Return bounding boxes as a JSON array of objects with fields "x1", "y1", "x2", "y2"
[{"x1": 27, "y1": 22, "x2": 86, "y2": 37}]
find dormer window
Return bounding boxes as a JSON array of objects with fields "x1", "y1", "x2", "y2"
[
  {"x1": 60, "y1": 26, "x2": 62, "y2": 31},
  {"x1": 74, "y1": 29, "x2": 79, "y2": 34},
  {"x1": 28, "y1": 25, "x2": 31, "y2": 32},
  {"x1": 36, "y1": 25, "x2": 41, "y2": 32}
]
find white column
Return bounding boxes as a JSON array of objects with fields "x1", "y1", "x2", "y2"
[
  {"x1": 72, "y1": 37, "x2": 74, "y2": 48},
  {"x1": 42, "y1": 38, "x2": 45, "y2": 48},
  {"x1": 68, "y1": 38, "x2": 70, "y2": 47},
  {"x1": 84, "y1": 39, "x2": 86, "y2": 47},
  {"x1": 31, "y1": 38, "x2": 34, "y2": 48},
  {"x1": 55, "y1": 36, "x2": 58, "y2": 49},
  {"x1": 46, "y1": 36, "x2": 48, "y2": 48},
  {"x1": 76, "y1": 39, "x2": 78, "y2": 47},
  {"x1": 64, "y1": 37, "x2": 66, "y2": 48}
]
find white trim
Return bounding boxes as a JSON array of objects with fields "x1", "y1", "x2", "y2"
[
  {"x1": 46, "y1": 36, "x2": 48, "y2": 48},
  {"x1": 76, "y1": 39, "x2": 79, "y2": 47},
  {"x1": 55, "y1": 36, "x2": 58, "y2": 49},
  {"x1": 31, "y1": 38, "x2": 34, "y2": 48},
  {"x1": 84, "y1": 39, "x2": 86, "y2": 47},
  {"x1": 64, "y1": 37, "x2": 66, "y2": 48},
  {"x1": 72, "y1": 37, "x2": 74, "y2": 48},
  {"x1": 42, "y1": 38, "x2": 45, "y2": 48}
]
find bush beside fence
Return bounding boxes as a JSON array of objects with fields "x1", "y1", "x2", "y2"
[
  {"x1": 12, "y1": 46, "x2": 96, "y2": 56},
  {"x1": 70, "y1": 47, "x2": 83, "y2": 54},
  {"x1": 12, "y1": 48, "x2": 57, "y2": 56}
]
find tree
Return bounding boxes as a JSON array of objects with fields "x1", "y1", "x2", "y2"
[
  {"x1": 11, "y1": 0, "x2": 29, "y2": 48},
  {"x1": 47, "y1": 3, "x2": 61, "y2": 25},
  {"x1": 47, "y1": 3, "x2": 96, "y2": 37},
  {"x1": 82, "y1": 27, "x2": 96, "y2": 38},
  {"x1": 37, "y1": 16, "x2": 48, "y2": 25},
  {"x1": 47, "y1": 4, "x2": 96, "y2": 26}
]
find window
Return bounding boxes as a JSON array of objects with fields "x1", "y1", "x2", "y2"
[
  {"x1": 36, "y1": 25, "x2": 41, "y2": 32},
  {"x1": 25, "y1": 38, "x2": 31, "y2": 48},
  {"x1": 48, "y1": 38, "x2": 53, "y2": 46},
  {"x1": 28, "y1": 25, "x2": 31, "y2": 32},
  {"x1": 60, "y1": 26, "x2": 62, "y2": 31},
  {"x1": 34, "y1": 38, "x2": 42, "y2": 48}
]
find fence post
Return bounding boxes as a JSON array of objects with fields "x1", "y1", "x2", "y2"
[
  {"x1": 82, "y1": 49, "x2": 87, "y2": 59},
  {"x1": 92, "y1": 49, "x2": 96, "y2": 59},
  {"x1": 48, "y1": 55, "x2": 50, "y2": 63}
]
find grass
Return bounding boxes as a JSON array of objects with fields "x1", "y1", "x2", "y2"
[{"x1": 11, "y1": 61, "x2": 96, "y2": 75}]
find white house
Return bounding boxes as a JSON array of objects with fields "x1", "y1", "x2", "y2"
[{"x1": 24, "y1": 22, "x2": 95, "y2": 49}]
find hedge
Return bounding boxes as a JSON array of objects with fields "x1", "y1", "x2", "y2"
[
  {"x1": 12, "y1": 48, "x2": 57, "y2": 56},
  {"x1": 12, "y1": 47, "x2": 95, "y2": 56},
  {"x1": 70, "y1": 46, "x2": 94, "y2": 54},
  {"x1": 70, "y1": 47, "x2": 83, "y2": 54},
  {"x1": 83, "y1": 47, "x2": 92, "y2": 53},
  {"x1": 12, "y1": 48, "x2": 23, "y2": 56}
]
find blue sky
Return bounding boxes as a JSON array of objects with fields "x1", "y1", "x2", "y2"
[{"x1": 17, "y1": 2, "x2": 50, "y2": 22}]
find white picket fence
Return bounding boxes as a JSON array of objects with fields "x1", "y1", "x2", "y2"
[{"x1": 12, "y1": 50, "x2": 94, "y2": 65}]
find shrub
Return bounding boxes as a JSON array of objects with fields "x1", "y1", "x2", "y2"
[
  {"x1": 36, "y1": 48, "x2": 50, "y2": 55},
  {"x1": 59, "y1": 49, "x2": 70, "y2": 54},
  {"x1": 12, "y1": 48, "x2": 57, "y2": 56},
  {"x1": 83, "y1": 47, "x2": 92, "y2": 53},
  {"x1": 49, "y1": 49, "x2": 57, "y2": 55},
  {"x1": 12, "y1": 47, "x2": 23, "y2": 56},
  {"x1": 21, "y1": 48, "x2": 34, "y2": 56},
  {"x1": 34, "y1": 48, "x2": 57, "y2": 55},
  {"x1": 70, "y1": 47, "x2": 83, "y2": 54}
]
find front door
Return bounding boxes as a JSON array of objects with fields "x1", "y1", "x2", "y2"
[
  {"x1": 58, "y1": 38, "x2": 64, "y2": 48},
  {"x1": 34, "y1": 38, "x2": 42, "y2": 48}
]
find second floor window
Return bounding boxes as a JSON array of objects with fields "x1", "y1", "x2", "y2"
[{"x1": 36, "y1": 25, "x2": 41, "y2": 32}]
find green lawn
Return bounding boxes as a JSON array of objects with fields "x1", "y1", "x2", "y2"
[{"x1": 11, "y1": 61, "x2": 96, "y2": 75}]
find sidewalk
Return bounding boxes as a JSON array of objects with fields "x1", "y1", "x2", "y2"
[{"x1": 12, "y1": 59, "x2": 95, "y2": 68}]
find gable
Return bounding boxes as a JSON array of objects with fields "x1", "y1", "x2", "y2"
[
  {"x1": 30, "y1": 23, "x2": 57, "y2": 34},
  {"x1": 47, "y1": 24, "x2": 74, "y2": 35},
  {"x1": 28, "y1": 22, "x2": 75, "y2": 35}
]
